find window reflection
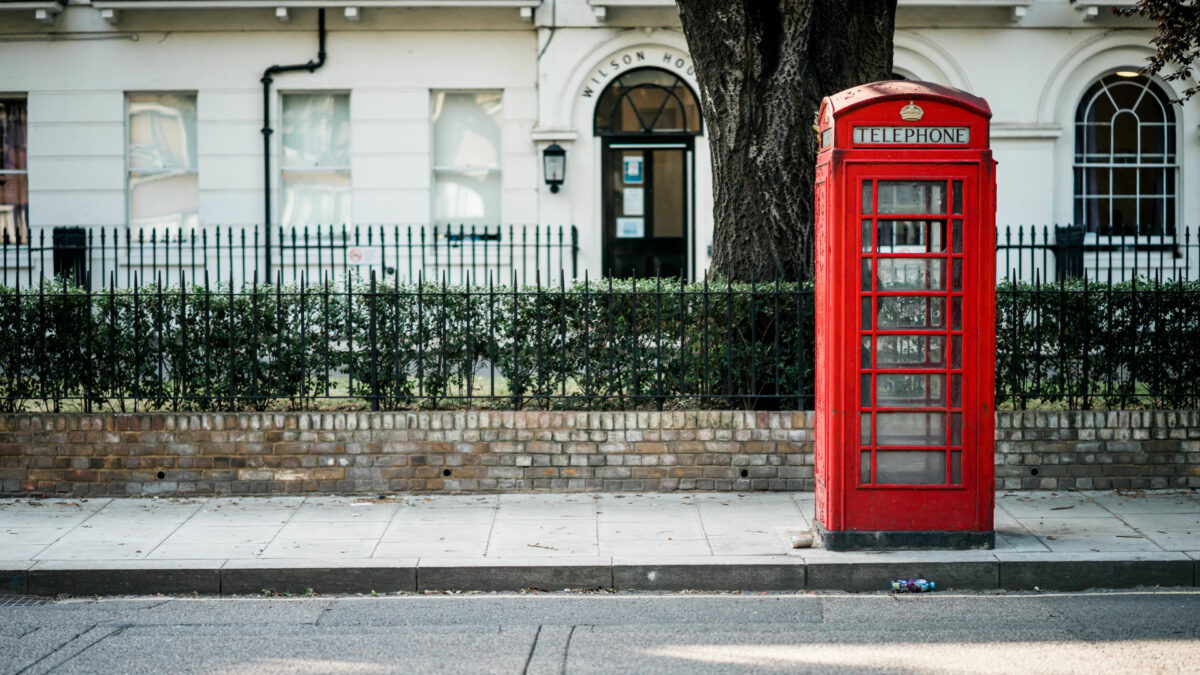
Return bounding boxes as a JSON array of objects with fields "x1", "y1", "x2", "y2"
[
  {"x1": 434, "y1": 171, "x2": 501, "y2": 227},
  {"x1": 129, "y1": 93, "x2": 197, "y2": 170},
  {"x1": 433, "y1": 91, "x2": 502, "y2": 168},
  {"x1": 876, "y1": 181, "x2": 946, "y2": 215},
  {"x1": 877, "y1": 220, "x2": 946, "y2": 253},
  {"x1": 876, "y1": 451, "x2": 946, "y2": 485},
  {"x1": 875, "y1": 335, "x2": 946, "y2": 370},
  {"x1": 130, "y1": 171, "x2": 199, "y2": 232},
  {"x1": 281, "y1": 170, "x2": 351, "y2": 229},
  {"x1": 283, "y1": 94, "x2": 350, "y2": 169},
  {"x1": 433, "y1": 91, "x2": 503, "y2": 226},
  {"x1": 877, "y1": 258, "x2": 945, "y2": 291},
  {"x1": 0, "y1": 98, "x2": 27, "y2": 244},
  {"x1": 876, "y1": 374, "x2": 946, "y2": 408},
  {"x1": 282, "y1": 93, "x2": 351, "y2": 228},
  {"x1": 127, "y1": 93, "x2": 198, "y2": 235},
  {"x1": 877, "y1": 412, "x2": 946, "y2": 447},
  {"x1": 877, "y1": 296, "x2": 945, "y2": 330}
]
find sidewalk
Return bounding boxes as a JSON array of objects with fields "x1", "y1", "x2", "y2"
[{"x1": 2, "y1": 491, "x2": 1198, "y2": 596}]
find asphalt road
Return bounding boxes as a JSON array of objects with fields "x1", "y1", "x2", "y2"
[{"x1": 3, "y1": 589, "x2": 1199, "y2": 674}]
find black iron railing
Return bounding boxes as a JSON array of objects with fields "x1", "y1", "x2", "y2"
[
  {"x1": 997, "y1": 225, "x2": 1199, "y2": 283},
  {"x1": 3, "y1": 272, "x2": 1200, "y2": 413},
  {"x1": 0, "y1": 224, "x2": 579, "y2": 289},
  {"x1": 998, "y1": 274, "x2": 1200, "y2": 410},
  {"x1": 3, "y1": 224, "x2": 1198, "y2": 289},
  {"x1": 3, "y1": 224, "x2": 1200, "y2": 412}
]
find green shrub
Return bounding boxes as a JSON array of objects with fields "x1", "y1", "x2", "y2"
[
  {"x1": 0, "y1": 280, "x2": 94, "y2": 412},
  {"x1": 2, "y1": 275, "x2": 1197, "y2": 411},
  {"x1": 995, "y1": 277, "x2": 1200, "y2": 409}
]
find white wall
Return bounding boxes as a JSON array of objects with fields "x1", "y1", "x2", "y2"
[
  {"x1": 896, "y1": 19, "x2": 1199, "y2": 280},
  {"x1": 2, "y1": 0, "x2": 1196, "y2": 286},
  {"x1": 2, "y1": 7, "x2": 539, "y2": 232},
  {"x1": 532, "y1": 27, "x2": 710, "y2": 279}
]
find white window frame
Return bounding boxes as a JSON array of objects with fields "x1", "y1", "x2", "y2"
[
  {"x1": 0, "y1": 94, "x2": 28, "y2": 246},
  {"x1": 1073, "y1": 72, "x2": 1178, "y2": 245},
  {"x1": 430, "y1": 89, "x2": 504, "y2": 229},
  {"x1": 279, "y1": 90, "x2": 352, "y2": 232},
  {"x1": 125, "y1": 91, "x2": 199, "y2": 239}
]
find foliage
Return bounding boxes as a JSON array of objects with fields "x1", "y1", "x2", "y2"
[
  {"x1": 0, "y1": 280, "x2": 94, "y2": 412},
  {"x1": 1117, "y1": 0, "x2": 1200, "y2": 101},
  {"x1": 4, "y1": 276, "x2": 1199, "y2": 412},
  {"x1": 996, "y1": 277, "x2": 1200, "y2": 409},
  {"x1": 1, "y1": 280, "x2": 335, "y2": 412},
  {"x1": 0, "y1": 278, "x2": 815, "y2": 412},
  {"x1": 342, "y1": 279, "x2": 490, "y2": 408},
  {"x1": 156, "y1": 282, "x2": 333, "y2": 410}
]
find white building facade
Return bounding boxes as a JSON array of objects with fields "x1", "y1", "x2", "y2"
[{"x1": 0, "y1": 0, "x2": 1195, "y2": 286}]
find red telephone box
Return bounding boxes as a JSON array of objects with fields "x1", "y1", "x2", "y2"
[{"x1": 814, "y1": 81, "x2": 996, "y2": 550}]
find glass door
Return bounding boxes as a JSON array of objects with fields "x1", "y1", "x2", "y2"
[
  {"x1": 602, "y1": 141, "x2": 689, "y2": 278},
  {"x1": 859, "y1": 177, "x2": 967, "y2": 490}
]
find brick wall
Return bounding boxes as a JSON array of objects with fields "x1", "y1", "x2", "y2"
[
  {"x1": 1, "y1": 410, "x2": 1197, "y2": 496},
  {"x1": 995, "y1": 410, "x2": 1200, "y2": 490},
  {"x1": 0, "y1": 411, "x2": 815, "y2": 497}
]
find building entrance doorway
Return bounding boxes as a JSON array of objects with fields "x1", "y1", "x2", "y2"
[
  {"x1": 593, "y1": 67, "x2": 702, "y2": 278},
  {"x1": 601, "y1": 141, "x2": 690, "y2": 278}
]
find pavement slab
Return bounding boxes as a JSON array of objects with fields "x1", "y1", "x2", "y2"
[
  {"x1": 1115, "y1": 513, "x2": 1200, "y2": 551},
  {"x1": 373, "y1": 541, "x2": 488, "y2": 557},
  {"x1": 0, "y1": 491, "x2": 1197, "y2": 595},
  {"x1": 997, "y1": 492, "x2": 1111, "y2": 519}
]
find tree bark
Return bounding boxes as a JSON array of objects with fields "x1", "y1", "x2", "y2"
[{"x1": 677, "y1": 0, "x2": 897, "y2": 282}]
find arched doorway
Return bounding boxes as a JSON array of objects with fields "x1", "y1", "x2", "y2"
[{"x1": 593, "y1": 68, "x2": 702, "y2": 277}]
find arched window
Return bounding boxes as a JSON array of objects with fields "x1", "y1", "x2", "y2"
[
  {"x1": 1074, "y1": 72, "x2": 1177, "y2": 237},
  {"x1": 593, "y1": 68, "x2": 702, "y2": 135}
]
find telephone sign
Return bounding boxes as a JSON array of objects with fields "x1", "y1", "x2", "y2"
[{"x1": 852, "y1": 126, "x2": 970, "y2": 145}]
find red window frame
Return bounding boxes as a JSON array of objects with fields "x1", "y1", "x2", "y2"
[{"x1": 853, "y1": 166, "x2": 977, "y2": 493}]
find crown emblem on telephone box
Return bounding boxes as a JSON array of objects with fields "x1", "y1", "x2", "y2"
[{"x1": 900, "y1": 101, "x2": 924, "y2": 121}]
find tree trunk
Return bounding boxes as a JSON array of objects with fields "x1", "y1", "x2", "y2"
[{"x1": 677, "y1": 0, "x2": 897, "y2": 282}]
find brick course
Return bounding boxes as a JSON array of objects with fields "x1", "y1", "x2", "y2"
[
  {"x1": 0, "y1": 411, "x2": 815, "y2": 496},
  {"x1": 1, "y1": 410, "x2": 1197, "y2": 496},
  {"x1": 993, "y1": 410, "x2": 1200, "y2": 491}
]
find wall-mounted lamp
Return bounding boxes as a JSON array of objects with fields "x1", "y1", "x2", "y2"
[{"x1": 543, "y1": 143, "x2": 566, "y2": 193}]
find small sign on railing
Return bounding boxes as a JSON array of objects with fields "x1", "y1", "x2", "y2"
[{"x1": 346, "y1": 247, "x2": 382, "y2": 265}]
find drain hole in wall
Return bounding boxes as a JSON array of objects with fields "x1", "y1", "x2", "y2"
[
  {"x1": 1030, "y1": 468, "x2": 1039, "y2": 476},
  {"x1": 156, "y1": 471, "x2": 166, "y2": 480},
  {"x1": 443, "y1": 469, "x2": 452, "y2": 477},
  {"x1": 740, "y1": 469, "x2": 749, "y2": 478}
]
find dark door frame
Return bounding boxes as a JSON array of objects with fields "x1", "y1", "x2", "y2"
[{"x1": 600, "y1": 133, "x2": 696, "y2": 279}]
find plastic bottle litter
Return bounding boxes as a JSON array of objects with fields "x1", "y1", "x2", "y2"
[{"x1": 890, "y1": 578, "x2": 935, "y2": 593}]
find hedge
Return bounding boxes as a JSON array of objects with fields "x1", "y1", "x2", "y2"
[
  {"x1": 3, "y1": 276, "x2": 1198, "y2": 411},
  {"x1": 0, "y1": 278, "x2": 814, "y2": 411},
  {"x1": 997, "y1": 277, "x2": 1200, "y2": 409}
]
